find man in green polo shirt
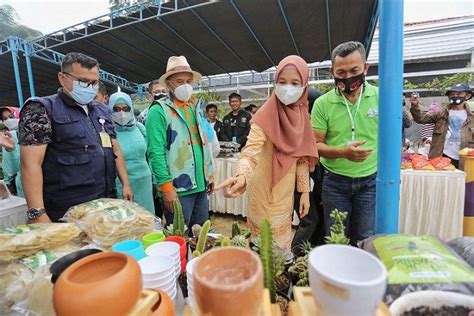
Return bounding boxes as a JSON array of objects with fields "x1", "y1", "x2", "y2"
[{"x1": 311, "y1": 41, "x2": 379, "y2": 244}]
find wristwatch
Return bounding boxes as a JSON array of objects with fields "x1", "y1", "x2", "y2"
[{"x1": 27, "y1": 208, "x2": 46, "y2": 220}]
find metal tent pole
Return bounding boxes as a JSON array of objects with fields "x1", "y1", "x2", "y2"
[
  {"x1": 24, "y1": 43, "x2": 36, "y2": 100},
  {"x1": 8, "y1": 37, "x2": 24, "y2": 107},
  {"x1": 376, "y1": 0, "x2": 404, "y2": 233}
]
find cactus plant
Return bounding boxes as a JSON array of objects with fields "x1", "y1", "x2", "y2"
[
  {"x1": 192, "y1": 220, "x2": 211, "y2": 258},
  {"x1": 230, "y1": 235, "x2": 249, "y2": 248},
  {"x1": 163, "y1": 199, "x2": 187, "y2": 237},
  {"x1": 231, "y1": 222, "x2": 241, "y2": 238},
  {"x1": 259, "y1": 219, "x2": 276, "y2": 303},
  {"x1": 325, "y1": 209, "x2": 350, "y2": 245}
]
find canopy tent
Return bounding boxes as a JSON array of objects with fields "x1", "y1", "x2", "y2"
[{"x1": 0, "y1": 0, "x2": 378, "y2": 106}]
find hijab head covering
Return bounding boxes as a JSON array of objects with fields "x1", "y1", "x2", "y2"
[
  {"x1": 251, "y1": 55, "x2": 318, "y2": 186},
  {"x1": 108, "y1": 92, "x2": 136, "y2": 132},
  {"x1": 428, "y1": 102, "x2": 440, "y2": 113},
  {"x1": 1, "y1": 107, "x2": 20, "y2": 119}
]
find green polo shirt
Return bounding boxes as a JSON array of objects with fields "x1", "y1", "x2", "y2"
[{"x1": 311, "y1": 83, "x2": 379, "y2": 178}]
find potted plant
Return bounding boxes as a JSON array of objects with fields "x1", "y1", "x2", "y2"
[
  {"x1": 258, "y1": 219, "x2": 290, "y2": 315},
  {"x1": 288, "y1": 209, "x2": 349, "y2": 289},
  {"x1": 188, "y1": 222, "x2": 216, "y2": 254}
]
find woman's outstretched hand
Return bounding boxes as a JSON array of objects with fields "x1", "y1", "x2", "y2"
[{"x1": 215, "y1": 175, "x2": 246, "y2": 198}]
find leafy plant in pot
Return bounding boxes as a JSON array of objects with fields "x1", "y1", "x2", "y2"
[{"x1": 258, "y1": 219, "x2": 290, "y2": 315}]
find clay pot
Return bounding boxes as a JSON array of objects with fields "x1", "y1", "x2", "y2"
[
  {"x1": 53, "y1": 252, "x2": 142, "y2": 316},
  {"x1": 193, "y1": 247, "x2": 263, "y2": 316}
]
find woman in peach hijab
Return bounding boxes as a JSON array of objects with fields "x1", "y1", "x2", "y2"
[{"x1": 217, "y1": 56, "x2": 318, "y2": 254}]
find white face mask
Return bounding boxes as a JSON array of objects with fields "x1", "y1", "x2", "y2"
[
  {"x1": 173, "y1": 84, "x2": 193, "y2": 102},
  {"x1": 274, "y1": 84, "x2": 305, "y2": 105},
  {"x1": 112, "y1": 111, "x2": 132, "y2": 126},
  {"x1": 4, "y1": 118, "x2": 19, "y2": 130}
]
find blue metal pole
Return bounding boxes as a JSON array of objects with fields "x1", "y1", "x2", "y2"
[
  {"x1": 24, "y1": 43, "x2": 36, "y2": 99},
  {"x1": 376, "y1": 0, "x2": 404, "y2": 233},
  {"x1": 8, "y1": 38, "x2": 24, "y2": 107}
]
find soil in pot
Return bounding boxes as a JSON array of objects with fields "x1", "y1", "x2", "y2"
[
  {"x1": 275, "y1": 271, "x2": 291, "y2": 295},
  {"x1": 189, "y1": 236, "x2": 216, "y2": 253},
  {"x1": 276, "y1": 293, "x2": 290, "y2": 316},
  {"x1": 178, "y1": 271, "x2": 188, "y2": 298},
  {"x1": 401, "y1": 306, "x2": 472, "y2": 316}
]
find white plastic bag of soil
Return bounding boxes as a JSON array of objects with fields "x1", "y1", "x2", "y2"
[{"x1": 358, "y1": 234, "x2": 474, "y2": 305}]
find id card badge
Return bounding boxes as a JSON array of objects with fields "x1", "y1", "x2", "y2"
[
  {"x1": 100, "y1": 132, "x2": 112, "y2": 148},
  {"x1": 347, "y1": 140, "x2": 359, "y2": 146},
  {"x1": 98, "y1": 118, "x2": 112, "y2": 148}
]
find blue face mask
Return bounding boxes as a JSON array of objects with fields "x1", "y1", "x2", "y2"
[{"x1": 68, "y1": 81, "x2": 98, "y2": 105}]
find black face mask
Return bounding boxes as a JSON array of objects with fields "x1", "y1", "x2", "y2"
[
  {"x1": 334, "y1": 73, "x2": 365, "y2": 95},
  {"x1": 153, "y1": 93, "x2": 167, "y2": 100},
  {"x1": 449, "y1": 96, "x2": 465, "y2": 105}
]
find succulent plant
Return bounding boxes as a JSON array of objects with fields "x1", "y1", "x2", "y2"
[
  {"x1": 230, "y1": 235, "x2": 249, "y2": 248},
  {"x1": 325, "y1": 209, "x2": 350, "y2": 245},
  {"x1": 192, "y1": 220, "x2": 211, "y2": 258},
  {"x1": 163, "y1": 199, "x2": 187, "y2": 237},
  {"x1": 259, "y1": 219, "x2": 276, "y2": 303}
]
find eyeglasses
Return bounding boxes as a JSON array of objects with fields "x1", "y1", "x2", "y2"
[
  {"x1": 63, "y1": 72, "x2": 100, "y2": 89},
  {"x1": 113, "y1": 107, "x2": 131, "y2": 113}
]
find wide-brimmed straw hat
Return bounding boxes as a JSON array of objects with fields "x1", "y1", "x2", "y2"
[{"x1": 158, "y1": 56, "x2": 202, "y2": 86}]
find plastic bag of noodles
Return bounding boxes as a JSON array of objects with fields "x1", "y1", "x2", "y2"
[
  {"x1": 359, "y1": 234, "x2": 474, "y2": 305},
  {"x1": 63, "y1": 198, "x2": 155, "y2": 248}
]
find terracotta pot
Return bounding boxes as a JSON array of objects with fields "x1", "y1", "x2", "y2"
[
  {"x1": 193, "y1": 247, "x2": 263, "y2": 316},
  {"x1": 53, "y1": 252, "x2": 142, "y2": 316}
]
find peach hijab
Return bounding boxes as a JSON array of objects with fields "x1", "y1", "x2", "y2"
[{"x1": 252, "y1": 55, "x2": 318, "y2": 186}]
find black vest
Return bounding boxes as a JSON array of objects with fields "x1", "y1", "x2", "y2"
[{"x1": 22, "y1": 93, "x2": 117, "y2": 221}]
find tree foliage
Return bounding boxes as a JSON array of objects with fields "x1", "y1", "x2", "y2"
[
  {"x1": 0, "y1": 5, "x2": 42, "y2": 41},
  {"x1": 404, "y1": 68, "x2": 473, "y2": 94}
]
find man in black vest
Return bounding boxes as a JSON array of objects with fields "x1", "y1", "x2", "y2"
[{"x1": 19, "y1": 52, "x2": 133, "y2": 223}]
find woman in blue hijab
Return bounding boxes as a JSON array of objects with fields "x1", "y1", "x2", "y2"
[{"x1": 109, "y1": 92, "x2": 154, "y2": 214}]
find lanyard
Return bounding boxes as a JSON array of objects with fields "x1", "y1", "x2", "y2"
[{"x1": 342, "y1": 86, "x2": 364, "y2": 141}]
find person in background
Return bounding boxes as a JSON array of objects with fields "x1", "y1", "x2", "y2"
[
  {"x1": 19, "y1": 52, "x2": 133, "y2": 223},
  {"x1": 206, "y1": 103, "x2": 222, "y2": 136},
  {"x1": 312, "y1": 41, "x2": 379, "y2": 245},
  {"x1": 217, "y1": 55, "x2": 318, "y2": 255},
  {"x1": 410, "y1": 84, "x2": 473, "y2": 169},
  {"x1": 420, "y1": 102, "x2": 441, "y2": 143},
  {"x1": 95, "y1": 81, "x2": 109, "y2": 105},
  {"x1": 137, "y1": 80, "x2": 168, "y2": 125},
  {"x1": 219, "y1": 93, "x2": 251, "y2": 149},
  {"x1": 146, "y1": 56, "x2": 214, "y2": 234},
  {"x1": 0, "y1": 107, "x2": 18, "y2": 121},
  {"x1": 109, "y1": 92, "x2": 154, "y2": 213},
  {"x1": 292, "y1": 88, "x2": 325, "y2": 254},
  {"x1": 245, "y1": 104, "x2": 258, "y2": 116},
  {"x1": 402, "y1": 94, "x2": 412, "y2": 144},
  {"x1": 1, "y1": 108, "x2": 23, "y2": 196}
]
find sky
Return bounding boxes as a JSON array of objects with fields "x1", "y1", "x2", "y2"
[{"x1": 1, "y1": 0, "x2": 473, "y2": 35}]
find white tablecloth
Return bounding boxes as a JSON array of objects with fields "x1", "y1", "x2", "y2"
[
  {"x1": 399, "y1": 169, "x2": 466, "y2": 241},
  {"x1": 209, "y1": 157, "x2": 249, "y2": 217},
  {"x1": 211, "y1": 159, "x2": 466, "y2": 240}
]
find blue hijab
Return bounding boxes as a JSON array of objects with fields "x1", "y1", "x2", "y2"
[{"x1": 108, "y1": 92, "x2": 136, "y2": 132}]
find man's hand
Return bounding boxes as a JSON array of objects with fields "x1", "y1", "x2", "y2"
[
  {"x1": 215, "y1": 175, "x2": 246, "y2": 198},
  {"x1": 0, "y1": 131, "x2": 15, "y2": 151},
  {"x1": 299, "y1": 192, "x2": 310, "y2": 218},
  {"x1": 163, "y1": 189, "x2": 178, "y2": 213},
  {"x1": 207, "y1": 183, "x2": 215, "y2": 195},
  {"x1": 343, "y1": 141, "x2": 373, "y2": 162},
  {"x1": 122, "y1": 184, "x2": 134, "y2": 201},
  {"x1": 409, "y1": 92, "x2": 419, "y2": 106},
  {"x1": 28, "y1": 213, "x2": 52, "y2": 224}
]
